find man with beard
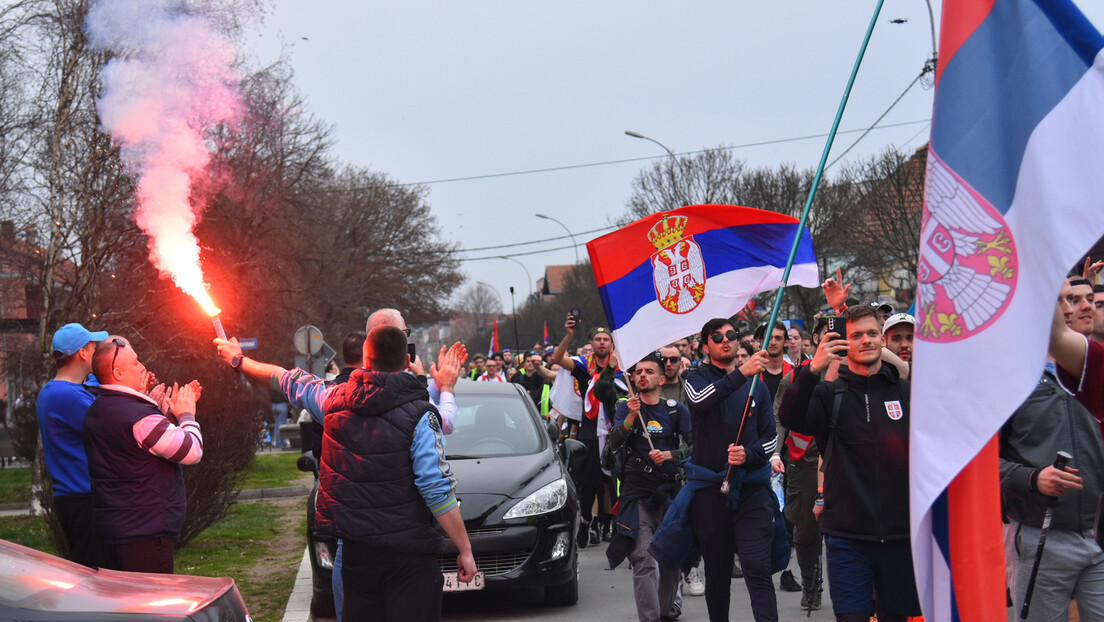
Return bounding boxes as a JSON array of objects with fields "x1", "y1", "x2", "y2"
[
  {"x1": 659, "y1": 345, "x2": 688, "y2": 404},
  {"x1": 881, "y1": 314, "x2": 915, "y2": 365},
  {"x1": 607, "y1": 352, "x2": 692, "y2": 622},
  {"x1": 760, "y1": 322, "x2": 792, "y2": 401},
  {"x1": 552, "y1": 316, "x2": 626, "y2": 548},
  {"x1": 778, "y1": 305, "x2": 919, "y2": 622}
]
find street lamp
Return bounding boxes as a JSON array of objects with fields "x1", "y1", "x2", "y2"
[
  {"x1": 535, "y1": 213, "x2": 579, "y2": 264},
  {"x1": 625, "y1": 130, "x2": 677, "y2": 160},
  {"x1": 474, "y1": 281, "x2": 503, "y2": 314},
  {"x1": 498, "y1": 256, "x2": 534, "y2": 297}
]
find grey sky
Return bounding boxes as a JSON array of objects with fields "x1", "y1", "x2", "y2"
[{"x1": 249, "y1": 1, "x2": 1104, "y2": 314}]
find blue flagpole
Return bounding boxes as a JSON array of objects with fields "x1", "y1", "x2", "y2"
[{"x1": 725, "y1": 0, "x2": 885, "y2": 490}]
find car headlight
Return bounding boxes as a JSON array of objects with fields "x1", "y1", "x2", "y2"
[{"x1": 503, "y1": 478, "x2": 568, "y2": 519}]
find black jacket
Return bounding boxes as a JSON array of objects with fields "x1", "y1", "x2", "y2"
[
  {"x1": 315, "y1": 369, "x2": 445, "y2": 554},
  {"x1": 1000, "y1": 371, "x2": 1104, "y2": 531},
  {"x1": 779, "y1": 363, "x2": 910, "y2": 542},
  {"x1": 84, "y1": 388, "x2": 186, "y2": 544}
]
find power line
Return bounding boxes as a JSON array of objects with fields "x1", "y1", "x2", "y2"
[
  {"x1": 460, "y1": 242, "x2": 584, "y2": 261},
  {"x1": 825, "y1": 69, "x2": 930, "y2": 171},
  {"x1": 443, "y1": 224, "x2": 615, "y2": 254},
  {"x1": 398, "y1": 119, "x2": 931, "y2": 187}
]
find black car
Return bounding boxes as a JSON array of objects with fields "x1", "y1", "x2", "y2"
[{"x1": 299, "y1": 379, "x2": 585, "y2": 616}]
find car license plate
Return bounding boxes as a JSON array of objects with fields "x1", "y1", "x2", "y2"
[{"x1": 442, "y1": 571, "x2": 484, "y2": 592}]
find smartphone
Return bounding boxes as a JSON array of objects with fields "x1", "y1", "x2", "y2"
[
  {"x1": 826, "y1": 316, "x2": 847, "y2": 339},
  {"x1": 407, "y1": 342, "x2": 416, "y2": 363},
  {"x1": 568, "y1": 308, "x2": 581, "y2": 327}
]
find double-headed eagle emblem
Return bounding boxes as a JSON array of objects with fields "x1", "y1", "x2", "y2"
[{"x1": 917, "y1": 154, "x2": 1016, "y2": 341}]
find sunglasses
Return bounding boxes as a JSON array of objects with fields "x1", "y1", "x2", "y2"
[
  {"x1": 110, "y1": 338, "x2": 127, "y2": 370},
  {"x1": 709, "y1": 330, "x2": 739, "y2": 344},
  {"x1": 662, "y1": 356, "x2": 681, "y2": 364}
]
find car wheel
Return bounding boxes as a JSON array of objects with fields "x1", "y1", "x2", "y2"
[
  {"x1": 544, "y1": 566, "x2": 579, "y2": 606},
  {"x1": 311, "y1": 592, "x2": 336, "y2": 618}
]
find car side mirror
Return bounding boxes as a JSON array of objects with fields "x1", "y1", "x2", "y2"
[
  {"x1": 296, "y1": 451, "x2": 318, "y2": 477},
  {"x1": 563, "y1": 438, "x2": 586, "y2": 473}
]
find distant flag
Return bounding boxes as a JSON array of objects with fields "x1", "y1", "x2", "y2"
[
  {"x1": 911, "y1": 1, "x2": 1104, "y2": 620},
  {"x1": 489, "y1": 317, "x2": 499, "y2": 356},
  {"x1": 543, "y1": 320, "x2": 549, "y2": 344},
  {"x1": 586, "y1": 204, "x2": 818, "y2": 368}
]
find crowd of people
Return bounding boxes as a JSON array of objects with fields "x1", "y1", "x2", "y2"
[{"x1": 31, "y1": 258, "x2": 1104, "y2": 622}]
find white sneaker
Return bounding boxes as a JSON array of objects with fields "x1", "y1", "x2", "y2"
[{"x1": 685, "y1": 567, "x2": 705, "y2": 596}]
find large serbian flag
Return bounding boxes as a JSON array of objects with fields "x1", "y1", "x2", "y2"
[
  {"x1": 911, "y1": 1, "x2": 1104, "y2": 620},
  {"x1": 586, "y1": 204, "x2": 817, "y2": 368}
]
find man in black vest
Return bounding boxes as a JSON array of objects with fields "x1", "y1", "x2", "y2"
[
  {"x1": 318, "y1": 325, "x2": 476, "y2": 621},
  {"x1": 84, "y1": 336, "x2": 202, "y2": 573}
]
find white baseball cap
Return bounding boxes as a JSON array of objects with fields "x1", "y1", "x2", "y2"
[{"x1": 882, "y1": 313, "x2": 916, "y2": 335}]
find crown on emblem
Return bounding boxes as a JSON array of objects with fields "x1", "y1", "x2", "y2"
[{"x1": 647, "y1": 215, "x2": 688, "y2": 249}]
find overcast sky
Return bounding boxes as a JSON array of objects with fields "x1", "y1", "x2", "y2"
[{"x1": 248, "y1": 1, "x2": 1104, "y2": 315}]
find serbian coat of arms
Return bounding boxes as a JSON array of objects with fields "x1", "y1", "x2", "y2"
[
  {"x1": 649, "y1": 215, "x2": 706, "y2": 314},
  {"x1": 917, "y1": 152, "x2": 1017, "y2": 342}
]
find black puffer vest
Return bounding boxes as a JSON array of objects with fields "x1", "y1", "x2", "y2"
[
  {"x1": 83, "y1": 388, "x2": 186, "y2": 544},
  {"x1": 315, "y1": 369, "x2": 445, "y2": 553}
]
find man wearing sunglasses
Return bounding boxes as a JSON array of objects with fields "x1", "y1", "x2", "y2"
[
  {"x1": 658, "y1": 345, "x2": 688, "y2": 405},
  {"x1": 83, "y1": 336, "x2": 202, "y2": 574},
  {"x1": 685, "y1": 318, "x2": 777, "y2": 621}
]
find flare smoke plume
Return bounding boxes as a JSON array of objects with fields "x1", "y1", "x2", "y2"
[{"x1": 86, "y1": 0, "x2": 242, "y2": 315}]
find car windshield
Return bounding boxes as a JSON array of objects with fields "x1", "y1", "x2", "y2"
[{"x1": 446, "y1": 394, "x2": 543, "y2": 458}]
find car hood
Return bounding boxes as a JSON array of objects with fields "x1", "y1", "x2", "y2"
[
  {"x1": 449, "y1": 452, "x2": 559, "y2": 498},
  {"x1": 0, "y1": 539, "x2": 242, "y2": 616}
]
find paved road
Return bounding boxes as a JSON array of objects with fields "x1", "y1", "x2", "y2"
[{"x1": 294, "y1": 543, "x2": 832, "y2": 621}]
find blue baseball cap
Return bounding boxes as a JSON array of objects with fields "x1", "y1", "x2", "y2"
[{"x1": 52, "y1": 323, "x2": 109, "y2": 357}]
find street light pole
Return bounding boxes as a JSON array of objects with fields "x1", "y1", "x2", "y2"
[
  {"x1": 624, "y1": 130, "x2": 677, "y2": 160},
  {"x1": 625, "y1": 130, "x2": 684, "y2": 209},
  {"x1": 535, "y1": 213, "x2": 579, "y2": 264},
  {"x1": 498, "y1": 256, "x2": 534, "y2": 297},
  {"x1": 509, "y1": 286, "x2": 520, "y2": 354}
]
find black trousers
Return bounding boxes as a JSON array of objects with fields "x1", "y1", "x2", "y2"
[
  {"x1": 105, "y1": 536, "x2": 175, "y2": 574},
  {"x1": 578, "y1": 438, "x2": 602, "y2": 519},
  {"x1": 54, "y1": 494, "x2": 106, "y2": 568},
  {"x1": 690, "y1": 485, "x2": 778, "y2": 622},
  {"x1": 341, "y1": 542, "x2": 443, "y2": 622}
]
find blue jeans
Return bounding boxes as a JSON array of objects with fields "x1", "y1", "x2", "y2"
[{"x1": 824, "y1": 536, "x2": 921, "y2": 617}]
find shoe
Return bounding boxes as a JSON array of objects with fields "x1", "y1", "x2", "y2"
[
  {"x1": 780, "y1": 569, "x2": 802, "y2": 592},
  {"x1": 588, "y1": 518, "x2": 600, "y2": 545},
  {"x1": 801, "y1": 588, "x2": 822, "y2": 609},
  {"x1": 732, "y1": 560, "x2": 743, "y2": 578},
  {"x1": 685, "y1": 567, "x2": 705, "y2": 596},
  {"x1": 576, "y1": 518, "x2": 590, "y2": 549},
  {"x1": 661, "y1": 601, "x2": 681, "y2": 621}
]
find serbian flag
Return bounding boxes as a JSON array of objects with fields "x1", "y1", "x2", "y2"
[
  {"x1": 543, "y1": 321, "x2": 549, "y2": 344},
  {"x1": 912, "y1": 1, "x2": 1104, "y2": 620},
  {"x1": 586, "y1": 204, "x2": 817, "y2": 368},
  {"x1": 489, "y1": 318, "x2": 499, "y2": 356}
]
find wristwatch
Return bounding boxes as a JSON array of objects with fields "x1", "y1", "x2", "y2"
[{"x1": 230, "y1": 354, "x2": 243, "y2": 371}]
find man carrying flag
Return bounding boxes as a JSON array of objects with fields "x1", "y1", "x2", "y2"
[{"x1": 911, "y1": 1, "x2": 1104, "y2": 620}]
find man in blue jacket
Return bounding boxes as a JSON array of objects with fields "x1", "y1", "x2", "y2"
[
  {"x1": 685, "y1": 318, "x2": 775, "y2": 622},
  {"x1": 36, "y1": 322, "x2": 108, "y2": 566}
]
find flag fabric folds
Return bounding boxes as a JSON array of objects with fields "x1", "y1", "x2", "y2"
[
  {"x1": 489, "y1": 318, "x2": 499, "y2": 357},
  {"x1": 912, "y1": 1, "x2": 1104, "y2": 619},
  {"x1": 586, "y1": 204, "x2": 818, "y2": 368}
]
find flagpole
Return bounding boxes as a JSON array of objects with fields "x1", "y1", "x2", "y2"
[{"x1": 725, "y1": 0, "x2": 885, "y2": 487}]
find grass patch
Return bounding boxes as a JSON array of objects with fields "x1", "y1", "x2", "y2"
[
  {"x1": 175, "y1": 498, "x2": 305, "y2": 622},
  {"x1": 239, "y1": 452, "x2": 304, "y2": 490},
  {"x1": 0, "y1": 467, "x2": 31, "y2": 504},
  {"x1": 0, "y1": 514, "x2": 54, "y2": 554}
]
